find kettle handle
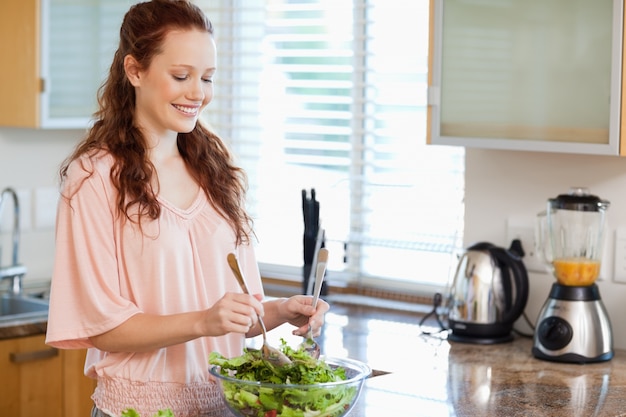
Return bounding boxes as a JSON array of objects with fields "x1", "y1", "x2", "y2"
[{"x1": 490, "y1": 245, "x2": 530, "y2": 325}]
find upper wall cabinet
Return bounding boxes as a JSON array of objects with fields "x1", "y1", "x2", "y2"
[
  {"x1": 0, "y1": 0, "x2": 132, "y2": 129},
  {"x1": 427, "y1": 0, "x2": 624, "y2": 155}
]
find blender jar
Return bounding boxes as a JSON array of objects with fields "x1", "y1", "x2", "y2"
[{"x1": 545, "y1": 187, "x2": 609, "y2": 286}]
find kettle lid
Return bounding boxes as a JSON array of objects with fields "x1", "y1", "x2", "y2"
[{"x1": 549, "y1": 187, "x2": 609, "y2": 212}]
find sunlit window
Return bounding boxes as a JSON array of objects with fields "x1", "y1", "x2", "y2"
[{"x1": 201, "y1": 0, "x2": 465, "y2": 295}]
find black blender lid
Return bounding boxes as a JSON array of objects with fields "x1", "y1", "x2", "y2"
[{"x1": 549, "y1": 187, "x2": 610, "y2": 212}]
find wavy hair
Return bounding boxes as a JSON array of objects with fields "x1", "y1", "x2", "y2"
[{"x1": 60, "y1": 0, "x2": 252, "y2": 244}]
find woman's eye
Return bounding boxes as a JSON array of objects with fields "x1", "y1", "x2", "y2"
[
  {"x1": 202, "y1": 78, "x2": 213, "y2": 84},
  {"x1": 173, "y1": 75, "x2": 188, "y2": 81}
]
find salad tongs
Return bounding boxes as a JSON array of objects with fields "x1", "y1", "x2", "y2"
[
  {"x1": 227, "y1": 253, "x2": 292, "y2": 366},
  {"x1": 299, "y1": 248, "x2": 328, "y2": 359}
]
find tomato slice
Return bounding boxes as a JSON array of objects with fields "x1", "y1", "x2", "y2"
[{"x1": 264, "y1": 411, "x2": 277, "y2": 417}]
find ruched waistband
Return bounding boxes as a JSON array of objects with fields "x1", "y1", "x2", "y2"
[{"x1": 92, "y1": 377, "x2": 226, "y2": 417}]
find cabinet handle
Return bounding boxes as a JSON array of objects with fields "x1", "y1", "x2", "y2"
[{"x1": 10, "y1": 347, "x2": 59, "y2": 363}]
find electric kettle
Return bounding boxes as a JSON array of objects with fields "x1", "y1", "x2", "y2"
[{"x1": 447, "y1": 240, "x2": 529, "y2": 344}]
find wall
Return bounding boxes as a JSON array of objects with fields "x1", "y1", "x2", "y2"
[
  {"x1": 0, "y1": 128, "x2": 81, "y2": 283},
  {"x1": 465, "y1": 148, "x2": 626, "y2": 349}
]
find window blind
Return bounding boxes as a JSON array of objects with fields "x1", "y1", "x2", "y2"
[{"x1": 201, "y1": 0, "x2": 465, "y2": 294}]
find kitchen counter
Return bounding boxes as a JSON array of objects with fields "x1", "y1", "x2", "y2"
[
  {"x1": 0, "y1": 319, "x2": 47, "y2": 339},
  {"x1": 283, "y1": 299, "x2": 626, "y2": 417},
  {"x1": 350, "y1": 335, "x2": 626, "y2": 417},
  {"x1": 6, "y1": 293, "x2": 626, "y2": 416}
]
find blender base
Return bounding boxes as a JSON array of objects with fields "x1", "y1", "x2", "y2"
[
  {"x1": 531, "y1": 346, "x2": 613, "y2": 364},
  {"x1": 532, "y1": 284, "x2": 613, "y2": 364}
]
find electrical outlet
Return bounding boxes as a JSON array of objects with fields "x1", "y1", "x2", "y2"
[
  {"x1": 506, "y1": 220, "x2": 547, "y2": 273},
  {"x1": 34, "y1": 187, "x2": 59, "y2": 229}
]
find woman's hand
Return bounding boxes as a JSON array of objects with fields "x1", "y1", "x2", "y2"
[
  {"x1": 202, "y1": 292, "x2": 264, "y2": 336},
  {"x1": 262, "y1": 295, "x2": 330, "y2": 337}
]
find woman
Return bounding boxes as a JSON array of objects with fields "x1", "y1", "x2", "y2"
[{"x1": 45, "y1": 1, "x2": 329, "y2": 416}]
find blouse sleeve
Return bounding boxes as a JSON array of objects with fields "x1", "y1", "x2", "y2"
[{"x1": 45, "y1": 156, "x2": 141, "y2": 349}]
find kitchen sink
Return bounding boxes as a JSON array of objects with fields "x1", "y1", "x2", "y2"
[{"x1": 0, "y1": 293, "x2": 49, "y2": 325}]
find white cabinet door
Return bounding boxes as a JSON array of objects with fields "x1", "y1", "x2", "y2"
[
  {"x1": 40, "y1": 0, "x2": 134, "y2": 128},
  {"x1": 428, "y1": 0, "x2": 623, "y2": 155}
]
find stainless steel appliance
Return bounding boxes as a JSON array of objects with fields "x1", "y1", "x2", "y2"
[
  {"x1": 533, "y1": 187, "x2": 613, "y2": 363},
  {"x1": 447, "y1": 241, "x2": 529, "y2": 344}
]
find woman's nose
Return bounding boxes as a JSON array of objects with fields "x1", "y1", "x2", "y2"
[{"x1": 187, "y1": 79, "x2": 206, "y2": 101}]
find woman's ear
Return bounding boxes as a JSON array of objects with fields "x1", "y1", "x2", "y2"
[{"x1": 124, "y1": 55, "x2": 142, "y2": 87}]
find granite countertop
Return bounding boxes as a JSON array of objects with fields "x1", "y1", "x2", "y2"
[
  {"x1": 0, "y1": 319, "x2": 47, "y2": 339},
  {"x1": 307, "y1": 301, "x2": 626, "y2": 417},
  {"x1": 350, "y1": 336, "x2": 626, "y2": 417},
  {"x1": 6, "y1": 294, "x2": 626, "y2": 416}
]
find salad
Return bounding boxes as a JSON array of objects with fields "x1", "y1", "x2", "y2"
[{"x1": 209, "y1": 341, "x2": 360, "y2": 417}]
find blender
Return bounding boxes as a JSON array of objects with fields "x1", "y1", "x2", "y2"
[{"x1": 532, "y1": 187, "x2": 613, "y2": 363}]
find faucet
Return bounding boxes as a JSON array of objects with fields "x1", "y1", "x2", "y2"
[{"x1": 0, "y1": 187, "x2": 26, "y2": 295}]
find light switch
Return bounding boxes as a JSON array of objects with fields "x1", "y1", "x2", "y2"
[{"x1": 35, "y1": 187, "x2": 60, "y2": 230}]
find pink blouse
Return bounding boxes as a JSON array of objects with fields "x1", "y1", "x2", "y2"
[{"x1": 45, "y1": 152, "x2": 263, "y2": 417}]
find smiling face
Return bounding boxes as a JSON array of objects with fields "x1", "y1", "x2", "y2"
[{"x1": 125, "y1": 28, "x2": 216, "y2": 138}]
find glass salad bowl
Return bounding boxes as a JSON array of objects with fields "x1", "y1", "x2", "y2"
[{"x1": 209, "y1": 355, "x2": 371, "y2": 417}]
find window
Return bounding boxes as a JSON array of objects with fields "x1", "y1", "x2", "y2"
[{"x1": 201, "y1": 0, "x2": 465, "y2": 295}]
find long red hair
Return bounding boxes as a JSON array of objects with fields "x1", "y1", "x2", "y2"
[{"x1": 60, "y1": 0, "x2": 252, "y2": 244}]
